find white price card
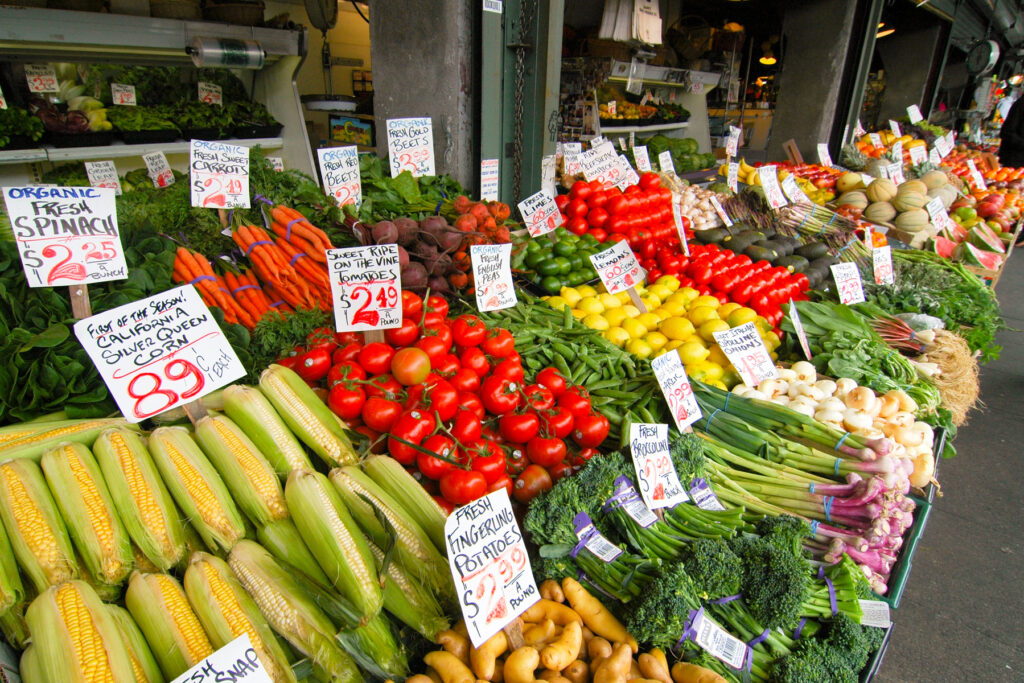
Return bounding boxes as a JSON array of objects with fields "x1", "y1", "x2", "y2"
[
  {"x1": 25, "y1": 64, "x2": 58, "y2": 93},
  {"x1": 73, "y1": 285, "x2": 245, "y2": 422},
  {"x1": 563, "y1": 142, "x2": 582, "y2": 155},
  {"x1": 633, "y1": 145, "x2": 652, "y2": 172},
  {"x1": 629, "y1": 423, "x2": 689, "y2": 509},
  {"x1": 781, "y1": 174, "x2": 811, "y2": 205},
  {"x1": 861, "y1": 173, "x2": 875, "y2": 187},
  {"x1": 710, "y1": 196, "x2": 732, "y2": 227},
  {"x1": 573, "y1": 512, "x2": 622, "y2": 562},
  {"x1": 609, "y1": 476, "x2": 659, "y2": 527},
  {"x1": 589, "y1": 240, "x2": 645, "y2": 295},
  {"x1": 873, "y1": 245, "x2": 894, "y2": 285},
  {"x1": 580, "y1": 149, "x2": 623, "y2": 189},
  {"x1": 143, "y1": 151, "x2": 175, "y2": 188},
  {"x1": 816, "y1": 143, "x2": 833, "y2": 167},
  {"x1": 713, "y1": 322, "x2": 779, "y2": 387},
  {"x1": 909, "y1": 145, "x2": 927, "y2": 165},
  {"x1": 888, "y1": 163, "x2": 905, "y2": 185},
  {"x1": 658, "y1": 150, "x2": 675, "y2": 175},
  {"x1": 692, "y1": 609, "x2": 748, "y2": 670},
  {"x1": 966, "y1": 159, "x2": 987, "y2": 190},
  {"x1": 480, "y1": 158, "x2": 500, "y2": 201},
  {"x1": 197, "y1": 81, "x2": 223, "y2": 106},
  {"x1": 85, "y1": 160, "x2": 123, "y2": 196},
  {"x1": 629, "y1": 131, "x2": 635, "y2": 148},
  {"x1": 854, "y1": 119, "x2": 866, "y2": 137},
  {"x1": 725, "y1": 126, "x2": 741, "y2": 157},
  {"x1": 563, "y1": 151, "x2": 582, "y2": 177},
  {"x1": 907, "y1": 104, "x2": 924, "y2": 124},
  {"x1": 925, "y1": 196, "x2": 951, "y2": 231},
  {"x1": 446, "y1": 489, "x2": 539, "y2": 647},
  {"x1": 170, "y1": 634, "x2": 271, "y2": 683},
  {"x1": 757, "y1": 165, "x2": 787, "y2": 209},
  {"x1": 928, "y1": 147, "x2": 940, "y2": 165},
  {"x1": 386, "y1": 117, "x2": 436, "y2": 177},
  {"x1": 889, "y1": 120, "x2": 902, "y2": 138},
  {"x1": 935, "y1": 135, "x2": 952, "y2": 158},
  {"x1": 858, "y1": 600, "x2": 891, "y2": 628},
  {"x1": 868, "y1": 133, "x2": 882, "y2": 148},
  {"x1": 327, "y1": 245, "x2": 402, "y2": 332},
  {"x1": 268, "y1": 157, "x2": 284, "y2": 172},
  {"x1": 541, "y1": 154, "x2": 557, "y2": 198},
  {"x1": 651, "y1": 350, "x2": 701, "y2": 431},
  {"x1": 517, "y1": 190, "x2": 562, "y2": 237},
  {"x1": 482, "y1": 0, "x2": 503, "y2": 14},
  {"x1": 607, "y1": 101, "x2": 617, "y2": 117},
  {"x1": 727, "y1": 161, "x2": 739, "y2": 192},
  {"x1": 671, "y1": 199, "x2": 690, "y2": 256},
  {"x1": 830, "y1": 262, "x2": 865, "y2": 304},
  {"x1": 688, "y1": 478, "x2": 726, "y2": 511},
  {"x1": 617, "y1": 155, "x2": 640, "y2": 189},
  {"x1": 0, "y1": 85, "x2": 6, "y2": 110},
  {"x1": 787, "y1": 300, "x2": 812, "y2": 360},
  {"x1": 891, "y1": 140, "x2": 903, "y2": 162},
  {"x1": 3, "y1": 186, "x2": 128, "y2": 288},
  {"x1": 471, "y1": 243, "x2": 517, "y2": 312},
  {"x1": 111, "y1": 83, "x2": 136, "y2": 106},
  {"x1": 317, "y1": 146, "x2": 361, "y2": 208},
  {"x1": 617, "y1": 136, "x2": 626, "y2": 150},
  {"x1": 190, "y1": 140, "x2": 249, "y2": 209}
]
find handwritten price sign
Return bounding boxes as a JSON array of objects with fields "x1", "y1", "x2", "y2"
[
  {"x1": 617, "y1": 155, "x2": 640, "y2": 189},
  {"x1": 658, "y1": 150, "x2": 675, "y2": 176},
  {"x1": 85, "y1": 160, "x2": 123, "y2": 196},
  {"x1": 889, "y1": 120, "x2": 902, "y2": 138},
  {"x1": 713, "y1": 322, "x2": 778, "y2": 387},
  {"x1": 73, "y1": 285, "x2": 245, "y2": 423},
  {"x1": 169, "y1": 634, "x2": 271, "y2": 683},
  {"x1": 386, "y1": 117, "x2": 436, "y2": 178},
  {"x1": 445, "y1": 489, "x2": 538, "y2": 647},
  {"x1": 517, "y1": 190, "x2": 562, "y2": 237},
  {"x1": 143, "y1": 151, "x2": 175, "y2": 188},
  {"x1": 0, "y1": 85, "x2": 6, "y2": 110},
  {"x1": 471, "y1": 243, "x2": 517, "y2": 312},
  {"x1": 725, "y1": 126, "x2": 741, "y2": 157},
  {"x1": 197, "y1": 81, "x2": 223, "y2": 106},
  {"x1": 787, "y1": 300, "x2": 812, "y2": 360},
  {"x1": 580, "y1": 148, "x2": 623, "y2": 189},
  {"x1": 781, "y1": 175, "x2": 811, "y2": 205},
  {"x1": 966, "y1": 159, "x2": 987, "y2": 191},
  {"x1": 651, "y1": 349, "x2": 701, "y2": 431},
  {"x1": 480, "y1": 158, "x2": 500, "y2": 201},
  {"x1": 268, "y1": 157, "x2": 284, "y2": 172},
  {"x1": 3, "y1": 186, "x2": 128, "y2": 288},
  {"x1": 935, "y1": 135, "x2": 953, "y2": 158},
  {"x1": 589, "y1": 240, "x2": 645, "y2": 295},
  {"x1": 317, "y1": 146, "x2": 362, "y2": 208},
  {"x1": 907, "y1": 105, "x2": 924, "y2": 124},
  {"x1": 873, "y1": 245, "x2": 894, "y2": 285},
  {"x1": 758, "y1": 166, "x2": 787, "y2": 209},
  {"x1": 925, "y1": 196, "x2": 951, "y2": 231},
  {"x1": 830, "y1": 262, "x2": 865, "y2": 304},
  {"x1": 817, "y1": 143, "x2": 833, "y2": 167},
  {"x1": 327, "y1": 245, "x2": 402, "y2": 332},
  {"x1": 629, "y1": 423, "x2": 689, "y2": 509},
  {"x1": 110, "y1": 83, "x2": 137, "y2": 106},
  {"x1": 25, "y1": 64, "x2": 58, "y2": 93},
  {"x1": 868, "y1": 133, "x2": 883, "y2": 148},
  {"x1": 727, "y1": 161, "x2": 739, "y2": 192},
  {"x1": 633, "y1": 145, "x2": 652, "y2": 172},
  {"x1": 671, "y1": 199, "x2": 690, "y2": 256},
  {"x1": 190, "y1": 140, "x2": 249, "y2": 209},
  {"x1": 909, "y1": 144, "x2": 927, "y2": 165}
]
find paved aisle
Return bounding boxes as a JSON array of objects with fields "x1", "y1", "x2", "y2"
[{"x1": 876, "y1": 257, "x2": 1024, "y2": 682}]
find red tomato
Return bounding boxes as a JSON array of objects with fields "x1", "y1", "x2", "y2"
[
  {"x1": 460, "y1": 346, "x2": 491, "y2": 376},
  {"x1": 332, "y1": 341, "x2": 363, "y2": 365},
  {"x1": 481, "y1": 328, "x2": 516, "y2": 358},
  {"x1": 506, "y1": 447, "x2": 528, "y2": 476},
  {"x1": 433, "y1": 495, "x2": 455, "y2": 515},
  {"x1": 607, "y1": 214, "x2": 629, "y2": 234},
  {"x1": 470, "y1": 441, "x2": 507, "y2": 484},
  {"x1": 364, "y1": 374, "x2": 403, "y2": 400},
  {"x1": 526, "y1": 436, "x2": 566, "y2": 467},
  {"x1": 557, "y1": 386, "x2": 592, "y2": 418},
  {"x1": 488, "y1": 474, "x2": 514, "y2": 496},
  {"x1": 491, "y1": 358, "x2": 524, "y2": 383},
  {"x1": 361, "y1": 396, "x2": 403, "y2": 432},
  {"x1": 522, "y1": 384, "x2": 555, "y2": 411},
  {"x1": 354, "y1": 425, "x2": 386, "y2": 453},
  {"x1": 327, "y1": 361, "x2": 367, "y2": 388},
  {"x1": 567, "y1": 217, "x2": 589, "y2": 236},
  {"x1": 590, "y1": 228, "x2": 609, "y2": 242},
  {"x1": 570, "y1": 447, "x2": 599, "y2": 469},
  {"x1": 587, "y1": 207, "x2": 610, "y2": 230},
  {"x1": 554, "y1": 193, "x2": 571, "y2": 211},
  {"x1": 425, "y1": 295, "x2": 449, "y2": 318},
  {"x1": 391, "y1": 347, "x2": 431, "y2": 386},
  {"x1": 512, "y1": 465, "x2": 553, "y2": 504},
  {"x1": 606, "y1": 194, "x2": 628, "y2": 215},
  {"x1": 570, "y1": 181, "x2": 592, "y2": 201},
  {"x1": 357, "y1": 343, "x2": 396, "y2": 375},
  {"x1": 387, "y1": 409, "x2": 435, "y2": 465},
  {"x1": 440, "y1": 469, "x2": 487, "y2": 505},
  {"x1": 424, "y1": 379, "x2": 459, "y2": 422},
  {"x1": 327, "y1": 383, "x2": 366, "y2": 421},
  {"x1": 433, "y1": 353, "x2": 460, "y2": 378},
  {"x1": 566, "y1": 198, "x2": 588, "y2": 219},
  {"x1": 421, "y1": 311, "x2": 445, "y2": 329},
  {"x1": 417, "y1": 435, "x2": 456, "y2": 479},
  {"x1": 499, "y1": 412, "x2": 541, "y2": 444},
  {"x1": 415, "y1": 335, "x2": 450, "y2": 364},
  {"x1": 536, "y1": 367, "x2": 567, "y2": 397},
  {"x1": 384, "y1": 318, "x2": 420, "y2": 347},
  {"x1": 459, "y1": 392, "x2": 486, "y2": 420},
  {"x1": 449, "y1": 367, "x2": 481, "y2": 393},
  {"x1": 539, "y1": 406, "x2": 574, "y2": 439},
  {"x1": 452, "y1": 315, "x2": 486, "y2": 347},
  {"x1": 572, "y1": 413, "x2": 610, "y2": 448},
  {"x1": 450, "y1": 408, "x2": 483, "y2": 444},
  {"x1": 401, "y1": 291, "x2": 423, "y2": 319},
  {"x1": 480, "y1": 376, "x2": 520, "y2": 415},
  {"x1": 549, "y1": 461, "x2": 573, "y2": 483}
]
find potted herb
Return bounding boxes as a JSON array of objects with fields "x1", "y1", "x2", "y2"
[{"x1": 0, "y1": 108, "x2": 44, "y2": 150}]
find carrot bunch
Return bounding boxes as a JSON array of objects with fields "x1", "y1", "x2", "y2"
[{"x1": 173, "y1": 248, "x2": 275, "y2": 329}]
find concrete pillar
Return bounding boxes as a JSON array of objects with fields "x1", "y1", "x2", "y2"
[
  {"x1": 369, "y1": 0, "x2": 478, "y2": 189},
  {"x1": 767, "y1": 0, "x2": 859, "y2": 161},
  {"x1": 876, "y1": 26, "x2": 945, "y2": 123}
]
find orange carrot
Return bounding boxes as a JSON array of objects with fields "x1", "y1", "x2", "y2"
[{"x1": 272, "y1": 206, "x2": 331, "y2": 251}]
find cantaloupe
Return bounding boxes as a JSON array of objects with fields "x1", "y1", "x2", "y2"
[
  {"x1": 837, "y1": 191, "x2": 869, "y2": 209},
  {"x1": 836, "y1": 172, "x2": 865, "y2": 194},
  {"x1": 894, "y1": 192, "x2": 929, "y2": 212},
  {"x1": 921, "y1": 170, "x2": 948, "y2": 190},
  {"x1": 866, "y1": 179, "x2": 898, "y2": 203},
  {"x1": 894, "y1": 208, "x2": 930, "y2": 232},
  {"x1": 899, "y1": 179, "x2": 928, "y2": 196},
  {"x1": 864, "y1": 201, "x2": 897, "y2": 223}
]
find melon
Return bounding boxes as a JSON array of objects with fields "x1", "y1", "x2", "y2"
[
  {"x1": 969, "y1": 225, "x2": 1007, "y2": 253},
  {"x1": 943, "y1": 221, "x2": 970, "y2": 243},
  {"x1": 955, "y1": 242, "x2": 1004, "y2": 270},
  {"x1": 931, "y1": 236, "x2": 957, "y2": 258},
  {"x1": 837, "y1": 191, "x2": 869, "y2": 210},
  {"x1": 866, "y1": 178, "x2": 898, "y2": 203},
  {"x1": 864, "y1": 201, "x2": 897, "y2": 223},
  {"x1": 899, "y1": 179, "x2": 928, "y2": 196},
  {"x1": 894, "y1": 208, "x2": 930, "y2": 232},
  {"x1": 836, "y1": 172, "x2": 865, "y2": 194},
  {"x1": 921, "y1": 170, "x2": 948, "y2": 189},
  {"x1": 894, "y1": 192, "x2": 929, "y2": 212}
]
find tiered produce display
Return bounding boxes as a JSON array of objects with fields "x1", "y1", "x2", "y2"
[{"x1": 0, "y1": 103, "x2": 1013, "y2": 683}]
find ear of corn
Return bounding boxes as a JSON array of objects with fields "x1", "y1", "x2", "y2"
[
  {"x1": 227, "y1": 539, "x2": 362, "y2": 683},
  {"x1": 0, "y1": 459, "x2": 78, "y2": 592},
  {"x1": 25, "y1": 580, "x2": 137, "y2": 683},
  {"x1": 361, "y1": 455, "x2": 448, "y2": 552},
  {"x1": 75, "y1": 549, "x2": 124, "y2": 603},
  {"x1": 222, "y1": 385, "x2": 313, "y2": 475},
  {"x1": 0, "y1": 507, "x2": 24, "y2": 614},
  {"x1": 336, "y1": 612, "x2": 409, "y2": 680},
  {"x1": 194, "y1": 415, "x2": 289, "y2": 526},
  {"x1": 106, "y1": 604, "x2": 163, "y2": 683},
  {"x1": 0, "y1": 601, "x2": 30, "y2": 649},
  {"x1": 147, "y1": 427, "x2": 247, "y2": 553},
  {"x1": 284, "y1": 470, "x2": 381, "y2": 621},
  {"x1": 257, "y1": 518, "x2": 332, "y2": 589},
  {"x1": 329, "y1": 466, "x2": 450, "y2": 597},
  {"x1": 259, "y1": 365, "x2": 358, "y2": 467},
  {"x1": 150, "y1": 389, "x2": 226, "y2": 425},
  {"x1": 125, "y1": 571, "x2": 214, "y2": 679},
  {"x1": 41, "y1": 442, "x2": 133, "y2": 587},
  {"x1": 93, "y1": 428, "x2": 186, "y2": 572},
  {"x1": 184, "y1": 551, "x2": 298, "y2": 683},
  {"x1": 19, "y1": 644, "x2": 42, "y2": 683},
  {"x1": 0, "y1": 418, "x2": 139, "y2": 461},
  {"x1": 366, "y1": 540, "x2": 448, "y2": 640}
]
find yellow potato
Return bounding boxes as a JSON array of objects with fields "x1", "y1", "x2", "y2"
[
  {"x1": 424, "y1": 651, "x2": 476, "y2": 683},
  {"x1": 637, "y1": 654, "x2": 672, "y2": 683},
  {"x1": 504, "y1": 647, "x2": 541, "y2": 683},
  {"x1": 540, "y1": 579, "x2": 565, "y2": 603},
  {"x1": 469, "y1": 631, "x2": 508, "y2": 681},
  {"x1": 562, "y1": 578, "x2": 638, "y2": 653},
  {"x1": 540, "y1": 621, "x2": 583, "y2": 672},
  {"x1": 521, "y1": 599, "x2": 583, "y2": 626},
  {"x1": 562, "y1": 660, "x2": 589, "y2": 683},
  {"x1": 438, "y1": 630, "x2": 470, "y2": 664},
  {"x1": 593, "y1": 643, "x2": 633, "y2": 683},
  {"x1": 524, "y1": 619, "x2": 558, "y2": 648}
]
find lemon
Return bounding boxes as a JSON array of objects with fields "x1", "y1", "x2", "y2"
[
  {"x1": 604, "y1": 327, "x2": 630, "y2": 346},
  {"x1": 559, "y1": 286, "x2": 582, "y2": 306},
  {"x1": 688, "y1": 306, "x2": 720, "y2": 327},
  {"x1": 599, "y1": 293, "x2": 622, "y2": 309},
  {"x1": 640, "y1": 295, "x2": 662, "y2": 311},
  {"x1": 664, "y1": 339, "x2": 684, "y2": 351},
  {"x1": 583, "y1": 313, "x2": 610, "y2": 331},
  {"x1": 615, "y1": 291, "x2": 633, "y2": 304},
  {"x1": 762, "y1": 331, "x2": 781, "y2": 350},
  {"x1": 636, "y1": 312, "x2": 661, "y2": 332},
  {"x1": 646, "y1": 283, "x2": 673, "y2": 302},
  {"x1": 622, "y1": 318, "x2": 648, "y2": 339},
  {"x1": 621, "y1": 305, "x2": 641, "y2": 318},
  {"x1": 651, "y1": 347, "x2": 670, "y2": 359},
  {"x1": 576, "y1": 284, "x2": 598, "y2": 298},
  {"x1": 570, "y1": 308, "x2": 587, "y2": 319},
  {"x1": 660, "y1": 316, "x2": 696, "y2": 341},
  {"x1": 655, "y1": 275, "x2": 681, "y2": 292},
  {"x1": 644, "y1": 331, "x2": 669, "y2": 351},
  {"x1": 717, "y1": 302, "x2": 741, "y2": 319},
  {"x1": 626, "y1": 339, "x2": 653, "y2": 359},
  {"x1": 577, "y1": 296, "x2": 604, "y2": 315},
  {"x1": 656, "y1": 300, "x2": 687, "y2": 317},
  {"x1": 688, "y1": 360, "x2": 724, "y2": 382},
  {"x1": 678, "y1": 287, "x2": 700, "y2": 304},
  {"x1": 708, "y1": 379, "x2": 729, "y2": 391},
  {"x1": 698, "y1": 319, "x2": 731, "y2": 342},
  {"x1": 692, "y1": 295, "x2": 721, "y2": 310},
  {"x1": 706, "y1": 344, "x2": 730, "y2": 367},
  {"x1": 603, "y1": 307, "x2": 629, "y2": 327},
  {"x1": 754, "y1": 316, "x2": 773, "y2": 334},
  {"x1": 678, "y1": 341, "x2": 710, "y2": 365},
  {"x1": 726, "y1": 307, "x2": 758, "y2": 327},
  {"x1": 546, "y1": 296, "x2": 570, "y2": 310}
]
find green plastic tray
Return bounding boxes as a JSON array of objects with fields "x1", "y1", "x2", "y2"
[
  {"x1": 859, "y1": 623, "x2": 894, "y2": 682},
  {"x1": 881, "y1": 493, "x2": 931, "y2": 608}
]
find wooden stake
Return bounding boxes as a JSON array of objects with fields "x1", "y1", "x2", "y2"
[
  {"x1": 627, "y1": 287, "x2": 647, "y2": 313},
  {"x1": 182, "y1": 400, "x2": 209, "y2": 426},
  {"x1": 362, "y1": 330, "x2": 385, "y2": 344},
  {"x1": 69, "y1": 285, "x2": 92, "y2": 320},
  {"x1": 783, "y1": 139, "x2": 804, "y2": 164},
  {"x1": 218, "y1": 209, "x2": 229, "y2": 227},
  {"x1": 502, "y1": 618, "x2": 526, "y2": 650}
]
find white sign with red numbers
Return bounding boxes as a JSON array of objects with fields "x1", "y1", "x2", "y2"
[
  {"x1": 629, "y1": 422, "x2": 689, "y2": 509},
  {"x1": 830, "y1": 262, "x2": 866, "y2": 304},
  {"x1": 317, "y1": 146, "x2": 362, "y2": 209},
  {"x1": 190, "y1": 140, "x2": 249, "y2": 209},
  {"x1": 517, "y1": 190, "x2": 563, "y2": 237},
  {"x1": 589, "y1": 239, "x2": 645, "y2": 295},
  {"x1": 713, "y1": 322, "x2": 778, "y2": 387},
  {"x1": 143, "y1": 151, "x2": 175, "y2": 188},
  {"x1": 386, "y1": 117, "x2": 436, "y2": 177},
  {"x1": 758, "y1": 166, "x2": 787, "y2": 209},
  {"x1": 327, "y1": 245, "x2": 403, "y2": 332},
  {"x1": 872, "y1": 245, "x2": 894, "y2": 285},
  {"x1": 25, "y1": 64, "x2": 58, "y2": 93},
  {"x1": 85, "y1": 160, "x2": 123, "y2": 196},
  {"x1": 111, "y1": 83, "x2": 137, "y2": 106},
  {"x1": 817, "y1": 143, "x2": 833, "y2": 167},
  {"x1": 651, "y1": 352, "x2": 701, "y2": 432},
  {"x1": 197, "y1": 81, "x2": 223, "y2": 106}
]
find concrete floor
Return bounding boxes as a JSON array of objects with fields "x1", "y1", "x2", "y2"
[{"x1": 874, "y1": 258, "x2": 1024, "y2": 682}]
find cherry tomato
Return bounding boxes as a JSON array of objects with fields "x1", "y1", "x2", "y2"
[
  {"x1": 364, "y1": 374, "x2": 403, "y2": 400},
  {"x1": 451, "y1": 315, "x2": 487, "y2": 347},
  {"x1": 522, "y1": 384, "x2": 555, "y2": 411},
  {"x1": 481, "y1": 328, "x2": 516, "y2": 358},
  {"x1": 425, "y1": 295, "x2": 449, "y2": 318},
  {"x1": 401, "y1": 290, "x2": 423, "y2": 319},
  {"x1": 384, "y1": 318, "x2": 420, "y2": 347},
  {"x1": 470, "y1": 441, "x2": 507, "y2": 484},
  {"x1": 459, "y1": 392, "x2": 486, "y2": 420},
  {"x1": 327, "y1": 383, "x2": 366, "y2": 421},
  {"x1": 488, "y1": 474, "x2": 514, "y2": 496},
  {"x1": 480, "y1": 376, "x2": 520, "y2": 415},
  {"x1": 415, "y1": 335, "x2": 450, "y2": 364},
  {"x1": 361, "y1": 396, "x2": 403, "y2": 432},
  {"x1": 327, "y1": 361, "x2": 366, "y2": 387},
  {"x1": 539, "y1": 406, "x2": 574, "y2": 439},
  {"x1": 566, "y1": 198, "x2": 588, "y2": 219},
  {"x1": 332, "y1": 341, "x2": 363, "y2": 365},
  {"x1": 451, "y1": 408, "x2": 483, "y2": 444},
  {"x1": 549, "y1": 461, "x2": 573, "y2": 482},
  {"x1": 460, "y1": 346, "x2": 491, "y2": 376},
  {"x1": 557, "y1": 386, "x2": 592, "y2": 418},
  {"x1": 388, "y1": 409, "x2": 435, "y2": 465},
  {"x1": 526, "y1": 436, "x2": 567, "y2": 467},
  {"x1": 440, "y1": 469, "x2": 487, "y2": 505},
  {"x1": 357, "y1": 343, "x2": 396, "y2": 375},
  {"x1": 506, "y1": 447, "x2": 528, "y2": 476},
  {"x1": 572, "y1": 413, "x2": 610, "y2": 448},
  {"x1": 424, "y1": 379, "x2": 459, "y2": 422},
  {"x1": 512, "y1": 465, "x2": 553, "y2": 504},
  {"x1": 491, "y1": 358, "x2": 524, "y2": 383},
  {"x1": 499, "y1": 412, "x2": 541, "y2": 444},
  {"x1": 536, "y1": 367, "x2": 568, "y2": 397},
  {"x1": 449, "y1": 367, "x2": 481, "y2": 393},
  {"x1": 417, "y1": 435, "x2": 456, "y2": 480},
  {"x1": 433, "y1": 353, "x2": 460, "y2": 378}
]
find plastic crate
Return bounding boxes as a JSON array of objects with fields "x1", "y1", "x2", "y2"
[
  {"x1": 858, "y1": 623, "x2": 894, "y2": 682},
  {"x1": 881, "y1": 494, "x2": 931, "y2": 608}
]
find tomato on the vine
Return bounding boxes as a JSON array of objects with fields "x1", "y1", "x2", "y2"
[
  {"x1": 572, "y1": 413, "x2": 610, "y2": 448},
  {"x1": 424, "y1": 379, "x2": 459, "y2": 422},
  {"x1": 460, "y1": 347, "x2": 491, "y2": 376},
  {"x1": 364, "y1": 374, "x2": 403, "y2": 400},
  {"x1": 327, "y1": 361, "x2": 366, "y2": 388},
  {"x1": 499, "y1": 412, "x2": 541, "y2": 444},
  {"x1": 425, "y1": 295, "x2": 449, "y2": 318},
  {"x1": 549, "y1": 461, "x2": 573, "y2": 483},
  {"x1": 452, "y1": 315, "x2": 486, "y2": 347},
  {"x1": 459, "y1": 392, "x2": 486, "y2": 420},
  {"x1": 433, "y1": 353, "x2": 460, "y2": 378},
  {"x1": 440, "y1": 469, "x2": 487, "y2": 505},
  {"x1": 357, "y1": 343, "x2": 395, "y2": 376},
  {"x1": 488, "y1": 474, "x2": 514, "y2": 496},
  {"x1": 451, "y1": 408, "x2": 483, "y2": 444},
  {"x1": 526, "y1": 436, "x2": 567, "y2": 468},
  {"x1": 361, "y1": 396, "x2": 403, "y2": 433},
  {"x1": 387, "y1": 410, "x2": 435, "y2": 465},
  {"x1": 390, "y1": 347, "x2": 431, "y2": 386},
  {"x1": 401, "y1": 291, "x2": 423, "y2": 319},
  {"x1": 415, "y1": 335, "x2": 450, "y2": 364},
  {"x1": 557, "y1": 386, "x2": 592, "y2": 418},
  {"x1": 481, "y1": 328, "x2": 516, "y2": 358},
  {"x1": 449, "y1": 368, "x2": 481, "y2": 393},
  {"x1": 470, "y1": 441, "x2": 507, "y2": 484},
  {"x1": 480, "y1": 376, "x2": 520, "y2": 415},
  {"x1": 536, "y1": 367, "x2": 567, "y2": 397},
  {"x1": 417, "y1": 435, "x2": 456, "y2": 480},
  {"x1": 491, "y1": 358, "x2": 524, "y2": 383},
  {"x1": 327, "y1": 383, "x2": 366, "y2": 421},
  {"x1": 512, "y1": 465, "x2": 552, "y2": 504},
  {"x1": 384, "y1": 318, "x2": 420, "y2": 347},
  {"x1": 332, "y1": 341, "x2": 363, "y2": 365},
  {"x1": 539, "y1": 406, "x2": 574, "y2": 439}
]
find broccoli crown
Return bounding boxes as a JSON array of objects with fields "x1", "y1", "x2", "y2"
[
  {"x1": 824, "y1": 613, "x2": 884, "y2": 672},
  {"x1": 626, "y1": 562, "x2": 703, "y2": 650},
  {"x1": 732, "y1": 532, "x2": 811, "y2": 630},
  {"x1": 770, "y1": 639, "x2": 857, "y2": 683},
  {"x1": 755, "y1": 514, "x2": 811, "y2": 554},
  {"x1": 523, "y1": 476, "x2": 585, "y2": 545},
  {"x1": 683, "y1": 538, "x2": 743, "y2": 600},
  {"x1": 669, "y1": 433, "x2": 709, "y2": 482}
]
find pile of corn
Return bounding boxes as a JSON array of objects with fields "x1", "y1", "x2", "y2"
[{"x1": 0, "y1": 365, "x2": 453, "y2": 683}]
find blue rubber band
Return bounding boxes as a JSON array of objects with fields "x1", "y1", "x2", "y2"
[
  {"x1": 835, "y1": 432, "x2": 850, "y2": 450},
  {"x1": 254, "y1": 194, "x2": 273, "y2": 206},
  {"x1": 834, "y1": 458, "x2": 842, "y2": 476},
  {"x1": 794, "y1": 618, "x2": 807, "y2": 639},
  {"x1": 188, "y1": 275, "x2": 216, "y2": 285},
  {"x1": 226, "y1": 209, "x2": 234, "y2": 225},
  {"x1": 434, "y1": 200, "x2": 444, "y2": 215},
  {"x1": 823, "y1": 495, "x2": 835, "y2": 522},
  {"x1": 706, "y1": 408, "x2": 723, "y2": 429},
  {"x1": 809, "y1": 483, "x2": 816, "y2": 494},
  {"x1": 809, "y1": 520, "x2": 820, "y2": 535},
  {"x1": 723, "y1": 391, "x2": 732, "y2": 412},
  {"x1": 818, "y1": 566, "x2": 838, "y2": 615},
  {"x1": 289, "y1": 252, "x2": 306, "y2": 266},
  {"x1": 711, "y1": 594, "x2": 742, "y2": 604},
  {"x1": 837, "y1": 240, "x2": 854, "y2": 254},
  {"x1": 674, "y1": 607, "x2": 703, "y2": 652},
  {"x1": 244, "y1": 240, "x2": 275, "y2": 257},
  {"x1": 269, "y1": 299, "x2": 285, "y2": 308},
  {"x1": 827, "y1": 212, "x2": 837, "y2": 225},
  {"x1": 797, "y1": 212, "x2": 811, "y2": 231},
  {"x1": 285, "y1": 217, "x2": 303, "y2": 242},
  {"x1": 230, "y1": 284, "x2": 259, "y2": 295}
]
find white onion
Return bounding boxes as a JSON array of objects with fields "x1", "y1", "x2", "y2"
[
  {"x1": 791, "y1": 361, "x2": 817, "y2": 382},
  {"x1": 789, "y1": 402, "x2": 816, "y2": 417},
  {"x1": 842, "y1": 409, "x2": 873, "y2": 432},
  {"x1": 814, "y1": 379, "x2": 837, "y2": 397},
  {"x1": 817, "y1": 397, "x2": 845, "y2": 413},
  {"x1": 834, "y1": 377, "x2": 858, "y2": 396},
  {"x1": 815, "y1": 410, "x2": 845, "y2": 425}
]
